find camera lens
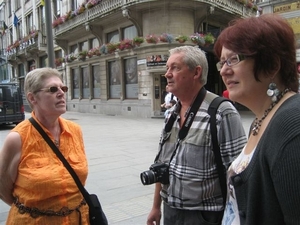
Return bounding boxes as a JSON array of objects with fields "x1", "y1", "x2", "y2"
[{"x1": 140, "y1": 170, "x2": 156, "y2": 185}]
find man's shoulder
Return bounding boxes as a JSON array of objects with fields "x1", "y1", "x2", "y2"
[{"x1": 204, "y1": 91, "x2": 236, "y2": 114}]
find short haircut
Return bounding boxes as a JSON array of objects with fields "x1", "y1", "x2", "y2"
[
  {"x1": 214, "y1": 14, "x2": 298, "y2": 92},
  {"x1": 24, "y1": 67, "x2": 62, "y2": 108},
  {"x1": 169, "y1": 46, "x2": 208, "y2": 85}
]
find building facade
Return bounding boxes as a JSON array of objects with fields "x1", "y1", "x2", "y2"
[{"x1": 0, "y1": 0, "x2": 263, "y2": 117}]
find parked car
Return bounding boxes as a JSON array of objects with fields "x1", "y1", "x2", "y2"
[{"x1": 0, "y1": 82, "x2": 25, "y2": 125}]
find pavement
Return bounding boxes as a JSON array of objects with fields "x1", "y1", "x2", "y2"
[{"x1": 0, "y1": 110, "x2": 254, "y2": 225}]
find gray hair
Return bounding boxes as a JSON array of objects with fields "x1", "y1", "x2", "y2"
[{"x1": 169, "y1": 46, "x2": 208, "y2": 85}]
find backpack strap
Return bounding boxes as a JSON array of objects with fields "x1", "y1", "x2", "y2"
[{"x1": 208, "y1": 97, "x2": 231, "y2": 206}]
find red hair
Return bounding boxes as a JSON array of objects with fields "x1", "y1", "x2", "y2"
[{"x1": 214, "y1": 14, "x2": 298, "y2": 92}]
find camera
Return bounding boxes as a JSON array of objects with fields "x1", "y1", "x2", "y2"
[{"x1": 140, "y1": 162, "x2": 169, "y2": 185}]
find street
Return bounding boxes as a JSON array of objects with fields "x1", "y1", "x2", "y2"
[{"x1": 0, "y1": 110, "x2": 254, "y2": 225}]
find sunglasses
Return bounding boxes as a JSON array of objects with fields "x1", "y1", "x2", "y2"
[{"x1": 37, "y1": 86, "x2": 68, "y2": 93}]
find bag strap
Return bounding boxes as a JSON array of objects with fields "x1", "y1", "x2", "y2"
[
  {"x1": 154, "y1": 87, "x2": 206, "y2": 163},
  {"x1": 208, "y1": 97, "x2": 231, "y2": 206},
  {"x1": 28, "y1": 117, "x2": 96, "y2": 213}
]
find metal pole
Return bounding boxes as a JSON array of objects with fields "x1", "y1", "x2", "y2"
[{"x1": 45, "y1": 0, "x2": 54, "y2": 67}]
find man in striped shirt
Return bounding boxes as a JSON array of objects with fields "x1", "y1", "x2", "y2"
[{"x1": 146, "y1": 46, "x2": 247, "y2": 225}]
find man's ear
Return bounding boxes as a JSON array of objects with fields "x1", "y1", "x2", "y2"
[{"x1": 194, "y1": 66, "x2": 202, "y2": 80}]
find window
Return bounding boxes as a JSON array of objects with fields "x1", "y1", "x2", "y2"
[
  {"x1": 28, "y1": 60, "x2": 36, "y2": 71},
  {"x1": 79, "y1": 41, "x2": 88, "y2": 51},
  {"x1": 8, "y1": 1, "x2": 12, "y2": 17},
  {"x1": 17, "y1": 21, "x2": 22, "y2": 40},
  {"x1": 70, "y1": 44, "x2": 78, "y2": 54},
  {"x1": 55, "y1": 49, "x2": 63, "y2": 58},
  {"x1": 81, "y1": 67, "x2": 89, "y2": 99},
  {"x1": 40, "y1": 55, "x2": 47, "y2": 68},
  {"x1": 26, "y1": 13, "x2": 33, "y2": 33},
  {"x1": 124, "y1": 58, "x2": 138, "y2": 99},
  {"x1": 72, "y1": 68, "x2": 80, "y2": 99},
  {"x1": 71, "y1": 0, "x2": 78, "y2": 11},
  {"x1": 123, "y1": 26, "x2": 137, "y2": 40},
  {"x1": 92, "y1": 65, "x2": 100, "y2": 98},
  {"x1": 54, "y1": 0, "x2": 62, "y2": 18},
  {"x1": 91, "y1": 38, "x2": 99, "y2": 49},
  {"x1": 15, "y1": 0, "x2": 21, "y2": 10},
  {"x1": 18, "y1": 64, "x2": 25, "y2": 78},
  {"x1": 9, "y1": 28, "x2": 13, "y2": 45},
  {"x1": 107, "y1": 30, "x2": 119, "y2": 43},
  {"x1": 0, "y1": 65, "x2": 8, "y2": 81},
  {"x1": 108, "y1": 61, "x2": 121, "y2": 99},
  {"x1": 39, "y1": 6, "x2": 46, "y2": 35}
]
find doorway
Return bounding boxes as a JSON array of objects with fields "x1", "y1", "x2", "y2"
[{"x1": 153, "y1": 74, "x2": 167, "y2": 116}]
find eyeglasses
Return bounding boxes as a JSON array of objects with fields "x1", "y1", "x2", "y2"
[
  {"x1": 37, "y1": 86, "x2": 68, "y2": 93},
  {"x1": 216, "y1": 54, "x2": 246, "y2": 71}
]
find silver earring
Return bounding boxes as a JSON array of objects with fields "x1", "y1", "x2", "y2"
[{"x1": 267, "y1": 82, "x2": 280, "y2": 102}]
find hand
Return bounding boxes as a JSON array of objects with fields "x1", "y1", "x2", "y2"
[{"x1": 147, "y1": 207, "x2": 161, "y2": 225}]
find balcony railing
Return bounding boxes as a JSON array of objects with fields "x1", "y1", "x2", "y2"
[{"x1": 54, "y1": 0, "x2": 255, "y2": 36}]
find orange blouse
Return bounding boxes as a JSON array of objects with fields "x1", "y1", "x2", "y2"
[{"x1": 6, "y1": 113, "x2": 89, "y2": 225}]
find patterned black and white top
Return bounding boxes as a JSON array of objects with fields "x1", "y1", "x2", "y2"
[{"x1": 157, "y1": 91, "x2": 247, "y2": 211}]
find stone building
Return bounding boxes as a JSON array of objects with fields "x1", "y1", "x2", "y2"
[{"x1": 0, "y1": 0, "x2": 259, "y2": 117}]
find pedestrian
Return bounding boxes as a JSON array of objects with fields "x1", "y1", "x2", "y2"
[
  {"x1": 146, "y1": 46, "x2": 247, "y2": 225},
  {"x1": 164, "y1": 99, "x2": 177, "y2": 118},
  {"x1": 214, "y1": 14, "x2": 300, "y2": 224},
  {"x1": 222, "y1": 89, "x2": 229, "y2": 99},
  {"x1": 161, "y1": 86, "x2": 178, "y2": 110},
  {"x1": 0, "y1": 68, "x2": 90, "y2": 224}
]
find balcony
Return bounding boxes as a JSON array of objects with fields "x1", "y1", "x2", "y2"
[
  {"x1": 54, "y1": 0, "x2": 256, "y2": 40},
  {"x1": 5, "y1": 31, "x2": 47, "y2": 62}
]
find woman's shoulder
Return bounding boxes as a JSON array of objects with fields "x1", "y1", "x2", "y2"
[
  {"x1": 59, "y1": 117, "x2": 82, "y2": 132},
  {"x1": 276, "y1": 94, "x2": 300, "y2": 118}
]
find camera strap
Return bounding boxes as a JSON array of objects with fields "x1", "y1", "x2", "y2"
[{"x1": 154, "y1": 87, "x2": 207, "y2": 162}]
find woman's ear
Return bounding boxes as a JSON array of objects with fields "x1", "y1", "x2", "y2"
[
  {"x1": 27, "y1": 92, "x2": 36, "y2": 105},
  {"x1": 271, "y1": 56, "x2": 281, "y2": 76}
]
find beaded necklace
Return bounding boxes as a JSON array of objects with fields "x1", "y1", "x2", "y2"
[{"x1": 252, "y1": 88, "x2": 289, "y2": 136}]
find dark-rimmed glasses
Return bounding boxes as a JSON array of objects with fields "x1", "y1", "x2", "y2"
[
  {"x1": 37, "y1": 86, "x2": 68, "y2": 93},
  {"x1": 216, "y1": 54, "x2": 246, "y2": 71}
]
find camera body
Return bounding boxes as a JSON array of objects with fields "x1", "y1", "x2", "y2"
[{"x1": 140, "y1": 162, "x2": 169, "y2": 185}]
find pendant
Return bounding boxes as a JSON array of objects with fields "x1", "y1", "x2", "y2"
[{"x1": 54, "y1": 140, "x2": 59, "y2": 147}]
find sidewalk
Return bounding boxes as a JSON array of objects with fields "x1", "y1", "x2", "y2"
[{"x1": 0, "y1": 110, "x2": 254, "y2": 225}]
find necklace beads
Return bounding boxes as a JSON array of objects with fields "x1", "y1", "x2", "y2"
[{"x1": 252, "y1": 88, "x2": 289, "y2": 136}]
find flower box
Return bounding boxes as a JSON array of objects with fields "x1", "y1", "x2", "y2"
[
  {"x1": 190, "y1": 33, "x2": 205, "y2": 46},
  {"x1": 133, "y1": 36, "x2": 144, "y2": 46},
  {"x1": 175, "y1": 35, "x2": 188, "y2": 43},
  {"x1": 159, "y1": 33, "x2": 174, "y2": 43},
  {"x1": 119, "y1": 39, "x2": 133, "y2": 50},
  {"x1": 145, "y1": 34, "x2": 159, "y2": 44}
]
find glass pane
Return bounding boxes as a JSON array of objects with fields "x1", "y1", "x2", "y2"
[
  {"x1": 123, "y1": 26, "x2": 137, "y2": 39},
  {"x1": 91, "y1": 38, "x2": 99, "y2": 48},
  {"x1": 124, "y1": 58, "x2": 138, "y2": 99},
  {"x1": 80, "y1": 41, "x2": 88, "y2": 51},
  {"x1": 18, "y1": 64, "x2": 24, "y2": 77},
  {"x1": 72, "y1": 68, "x2": 79, "y2": 99},
  {"x1": 92, "y1": 65, "x2": 101, "y2": 98},
  {"x1": 107, "y1": 30, "x2": 119, "y2": 43},
  {"x1": 82, "y1": 67, "x2": 89, "y2": 99},
  {"x1": 108, "y1": 61, "x2": 121, "y2": 99},
  {"x1": 70, "y1": 44, "x2": 78, "y2": 54}
]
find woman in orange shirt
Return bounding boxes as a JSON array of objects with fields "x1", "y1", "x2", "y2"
[{"x1": 0, "y1": 68, "x2": 89, "y2": 224}]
